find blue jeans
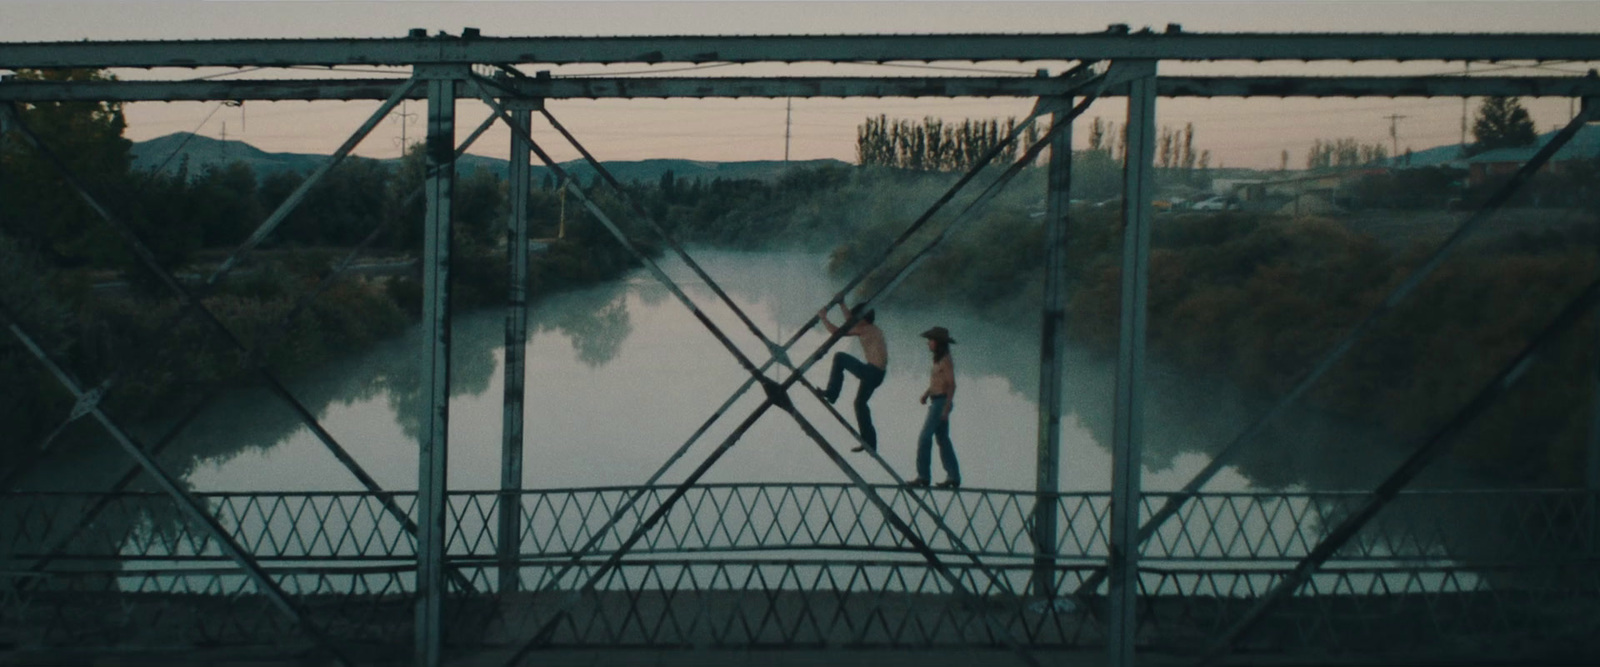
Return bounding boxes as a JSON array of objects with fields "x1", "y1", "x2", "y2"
[
  {"x1": 916, "y1": 396, "x2": 960, "y2": 483},
  {"x1": 824, "y1": 352, "x2": 885, "y2": 448}
]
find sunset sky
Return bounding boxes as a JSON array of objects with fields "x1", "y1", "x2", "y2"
[{"x1": 2, "y1": 1, "x2": 1598, "y2": 169}]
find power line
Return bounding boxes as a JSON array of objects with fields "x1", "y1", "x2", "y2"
[{"x1": 152, "y1": 101, "x2": 226, "y2": 176}]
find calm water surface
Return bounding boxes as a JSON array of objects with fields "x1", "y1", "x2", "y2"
[{"x1": 172, "y1": 248, "x2": 1270, "y2": 494}]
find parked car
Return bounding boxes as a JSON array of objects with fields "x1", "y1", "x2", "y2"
[{"x1": 1191, "y1": 195, "x2": 1237, "y2": 211}]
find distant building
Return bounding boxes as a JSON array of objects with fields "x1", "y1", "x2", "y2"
[
  {"x1": 1463, "y1": 144, "x2": 1594, "y2": 187},
  {"x1": 1222, "y1": 168, "x2": 1385, "y2": 210},
  {"x1": 1394, "y1": 123, "x2": 1600, "y2": 187}
]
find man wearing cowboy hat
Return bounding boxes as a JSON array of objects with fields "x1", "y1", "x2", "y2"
[
  {"x1": 819, "y1": 302, "x2": 887, "y2": 452},
  {"x1": 910, "y1": 326, "x2": 961, "y2": 489}
]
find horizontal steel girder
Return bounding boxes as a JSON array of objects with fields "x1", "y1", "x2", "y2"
[
  {"x1": 4, "y1": 75, "x2": 1600, "y2": 103},
  {"x1": 1, "y1": 32, "x2": 1599, "y2": 70}
]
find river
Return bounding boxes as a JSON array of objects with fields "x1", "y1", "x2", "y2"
[
  {"x1": 92, "y1": 247, "x2": 1278, "y2": 495},
  {"x1": 11, "y1": 247, "x2": 1554, "y2": 595}
]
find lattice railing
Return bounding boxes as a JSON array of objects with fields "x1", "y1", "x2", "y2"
[
  {"x1": 2, "y1": 486, "x2": 1594, "y2": 564},
  {"x1": 10, "y1": 560, "x2": 1592, "y2": 658},
  {"x1": 3, "y1": 487, "x2": 1597, "y2": 661}
]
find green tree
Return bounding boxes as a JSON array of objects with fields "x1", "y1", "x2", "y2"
[
  {"x1": 1, "y1": 68, "x2": 132, "y2": 266},
  {"x1": 1470, "y1": 96, "x2": 1537, "y2": 156}
]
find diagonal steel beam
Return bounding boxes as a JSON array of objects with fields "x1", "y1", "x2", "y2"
[
  {"x1": 483, "y1": 104, "x2": 1037, "y2": 667},
  {"x1": 1197, "y1": 277, "x2": 1600, "y2": 667},
  {"x1": 497, "y1": 73, "x2": 1117, "y2": 667},
  {"x1": 12, "y1": 77, "x2": 417, "y2": 459},
  {"x1": 533, "y1": 70, "x2": 1097, "y2": 622},
  {"x1": 0, "y1": 98, "x2": 488, "y2": 594},
  {"x1": 0, "y1": 298, "x2": 354, "y2": 667},
  {"x1": 1073, "y1": 95, "x2": 1600, "y2": 599},
  {"x1": 1, "y1": 105, "x2": 502, "y2": 493},
  {"x1": 207, "y1": 77, "x2": 419, "y2": 286},
  {"x1": 504, "y1": 66, "x2": 1127, "y2": 600},
  {"x1": 470, "y1": 80, "x2": 784, "y2": 387}
]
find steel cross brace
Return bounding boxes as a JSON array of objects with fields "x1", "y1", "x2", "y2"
[
  {"x1": 0, "y1": 298, "x2": 355, "y2": 667},
  {"x1": 519, "y1": 83, "x2": 1099, "y2": 594},
  {"x1": 0, "y1": 85, "x2": 414, "y2": 466},
  {"x1": 6, "y1": 110, "x2": 504, "y2": 593},
  {"x1": 473, "y1": 64, "x2": 1110, "y2": 573},
  {"x1": 1072, "y1": 94, "x2": 1600, "y2": 600},
  {"x1": 1197, "y1": 277, "x2": 1600, "y2": 667},
  {"x1": 479, "y1": 57, "x2": 1119, "y2": 584},
  {"x1": 0, "y1": 77, "x2": 417, "y2": 474},
  {"x1": 2, "y1": 86, "x2": 482, "y2": 594},
  {"x1": 476, "y1": 65, "x2": 1132, "y2": 667},
  {"x1": 484, "y1": 65, "x2": 1122, "y2": 595},
  {"x1": 472, "y1": 82, "x2": 1045, "y2": 667}
]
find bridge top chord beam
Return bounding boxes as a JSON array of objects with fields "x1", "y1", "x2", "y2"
[
  {"x1": 4, "y1": 75, "x2": 1600, "y2": 103},
  {"x1": 2, "y1": 32, "x2": 1599, "y2": 70}
]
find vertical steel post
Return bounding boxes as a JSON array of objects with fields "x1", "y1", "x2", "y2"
[
  {"x1": 1033, "y1": 99, "x2": 1073, "y2": 599},
  {"x1": 1587, "y1": 95, "x2": 1600, "y2": 555},
  {"x1": 1, "y1": 96, "x2": 10, "y2": 234},
  {"x1": 498, "y1": 101, "x2": 535, "y2": 593},
  {"x1": 1592, "y1": 314, "x2": 1600, "y2": 555},
  {"x1": 416, "y1": 68, "x2": 458, "y2": 667},
  {"x1": 1108, "y1": 60, "x2": 1157, "y2": 667}
]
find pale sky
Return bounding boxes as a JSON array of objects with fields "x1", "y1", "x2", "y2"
[{"x1": 2, "y1": 1, "x2": 1598, "y2": 169}]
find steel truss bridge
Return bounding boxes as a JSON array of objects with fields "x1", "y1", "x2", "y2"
[{"x1": 2, "y1": 29, "x2": 1600, "y2": 667}]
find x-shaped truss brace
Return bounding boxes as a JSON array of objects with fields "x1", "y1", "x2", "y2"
[
  {"x1": 472, "y1": 60, "x2": 1145, "y2": 667},
  {"x1": 0, "y1": 75, "x2": 511, "y2": 660}
]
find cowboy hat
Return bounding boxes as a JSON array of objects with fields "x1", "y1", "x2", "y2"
[{"x1": 919, "y1": 326, "x2": 956, "y2": 344}]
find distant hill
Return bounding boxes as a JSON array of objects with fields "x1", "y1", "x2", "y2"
[{"x1": 130, "y1": 133, "x2": 850, "y2": 185}]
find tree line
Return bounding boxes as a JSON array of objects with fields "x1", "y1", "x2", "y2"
[{"x1": 855, "y1": 115, "x2": 1040, "y2": 171}]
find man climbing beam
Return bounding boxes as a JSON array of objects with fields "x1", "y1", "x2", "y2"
[{"x1": 819, "y1": 302, "x2": 888, "y2": 452}]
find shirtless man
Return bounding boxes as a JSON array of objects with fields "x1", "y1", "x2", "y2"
[
  {"x1": 910, "y1": 326, "x2": 960, "y2": 489},
  {"x1": 819, "y1": 303, "x2": 887, "y2": 452}
]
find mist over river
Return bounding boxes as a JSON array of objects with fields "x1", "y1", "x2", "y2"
[{"x1": 32, "y1": 248, "x2": 1450, "y2": 495}]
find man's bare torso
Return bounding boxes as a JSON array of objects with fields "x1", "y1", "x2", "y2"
[{"x1": 854, "y1": 323, "x2": 888, "y2": 369}]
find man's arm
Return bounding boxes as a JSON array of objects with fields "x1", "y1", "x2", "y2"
[
  {"x1": 940, "y1": 360, "x2": 956, "y2": 419},
  {"x1": 818, "y1": 308, "x2": 838, "y2": 334}
]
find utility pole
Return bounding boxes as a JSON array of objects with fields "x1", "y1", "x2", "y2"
[
  {"x1": 784, "y1": 98, "x2": 792, "y2": 164},
  {"x1": 1384, "y1": 113, "x2": 1407, "y2": 161},
  {"x1": 394, "y1": 100, "x2": 418, "y2": 157}
]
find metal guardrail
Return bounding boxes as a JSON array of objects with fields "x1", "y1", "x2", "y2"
[
  {"x1": 3, "y1": 486, "x2": 1593, "y2": 564},
  {"x1": 3, "y1": 485, "x2": 1597, "y2": 660}
]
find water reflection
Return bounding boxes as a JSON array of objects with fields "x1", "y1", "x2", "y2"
[
  {"x1": 2, "y1": 248, "x2": 1568, "y2": 599},
  {"x1": 542, "y1": 284, "x2": 631, "y2": 369}
]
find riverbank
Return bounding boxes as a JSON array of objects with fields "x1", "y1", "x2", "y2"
[{"x1": 0, "y1": 232, "x2": 650, "y2": 480}]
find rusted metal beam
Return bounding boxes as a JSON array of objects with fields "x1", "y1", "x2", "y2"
[
  {"x1": 1108, "y1": 59, "x2": 1157, "y2": 667},
  {"x1": 1033, "y1": 100, "x2": 1072, "y2": 599},
  {"x1": 6, "y1": 75, "x2": 1600, "y2": 102},
  {"x1": 498, "y1": 102, "x2": 534, "y2": 594},
  {"x1": 416, "y1": 67, "x2": 461, "y2": 667},
  {"x1": 2, "y1": 32, "x2": 1599, "y2": 70}
]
